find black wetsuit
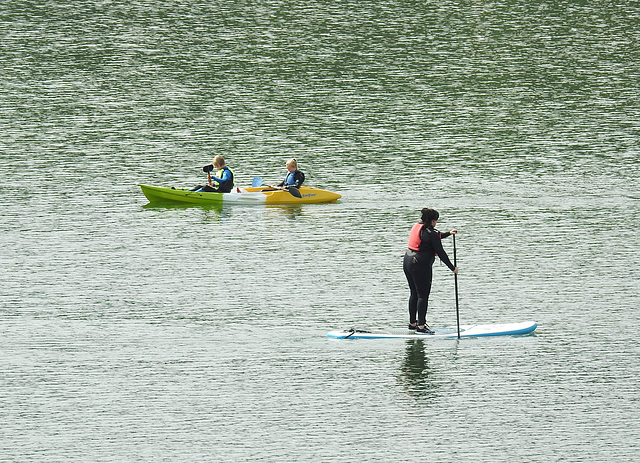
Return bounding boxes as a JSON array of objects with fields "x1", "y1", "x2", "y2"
[{"x1": 403, "y1": 224, "x2": 455, "y2": 326}]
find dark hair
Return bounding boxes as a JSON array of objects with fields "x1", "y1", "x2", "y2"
[{"x1": 420, "y1": 208, "x2": 439, "y2": 223}]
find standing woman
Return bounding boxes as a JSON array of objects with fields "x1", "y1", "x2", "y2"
[{"x1": 403, "y1": 208, "x2": 458, "y2": 334}]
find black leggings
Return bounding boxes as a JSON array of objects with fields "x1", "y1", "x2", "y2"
[{"x1": 403, "y1": 251, "x2": 434, "y2": 326}]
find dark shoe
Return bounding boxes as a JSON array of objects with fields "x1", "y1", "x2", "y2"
[
  {"x1": 416, "y1": 325, "x2": 435, "y2": 334},
  {"x1": 408, "y1": 323, "x2": 417, "y2": 330}
]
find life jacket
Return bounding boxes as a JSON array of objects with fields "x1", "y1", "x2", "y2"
[
  {"x1": 284, "y1": 170, "x2": 305, "y2": 187},
  {"x1": 284, "y1": 171, "x2": 295, "y2": 185},
  {"x1": 407, "y1": 223, "x2": 424, "y2": 251},
  {"x1": 214, "y1": 166, "x2": 234, "y2": 193},
  {"x1": 408, "y1": 223, "x2": 441, "y2": 252}
]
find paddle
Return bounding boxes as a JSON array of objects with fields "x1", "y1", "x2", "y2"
[
  {"x1": 261, "y1": 186, "x2": 302, "y2": 198},
  {"x1": 203, "y1": 164, "x2": 214, "y2": 188},
  {"x1": 252, "y1": 176, "x2": 302, "y2": 198},
  {"x1": 453, "y1": 234, "x2": 460, "y2": 339},
  {"x1": 287, "y1": 186, "x2": 302, "y2": 198}
]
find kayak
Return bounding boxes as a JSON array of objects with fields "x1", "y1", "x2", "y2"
[
  {"x1": 326, "y1": 321, "x2": 537, "y2": 339},
  {"x1": 138, "y1": 184, "x2": 341, "y2": 205}
]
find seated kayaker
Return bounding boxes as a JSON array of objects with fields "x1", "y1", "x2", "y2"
[
  {"x1": 276, "y1": 158, "x2": 305, "y2": 189},
  {"x1": 190, "y1": 155, "x2": 234, "y2": 193}
]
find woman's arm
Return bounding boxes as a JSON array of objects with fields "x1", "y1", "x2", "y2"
[
  {"x1": 439, "y1": 229, "x2": 458, "y2": 239},
  {"x1": 431, "y1": 232, "x2": 455, "y2": 271}
]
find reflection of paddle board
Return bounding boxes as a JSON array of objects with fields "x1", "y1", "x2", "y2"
[{"x1": 326, "y1": 321, "x2": 537, "y2": 339}]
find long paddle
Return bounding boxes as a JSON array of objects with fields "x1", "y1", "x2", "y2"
[
  {"x1": 453, "y1": 234, "x2": 460, "y2": 339},
  {"x1": 262, "y1": 185, "x2": 302, "y2": 198},
  {"x1": 253, "y1": 176, "x2": 302, "y2": 198}
]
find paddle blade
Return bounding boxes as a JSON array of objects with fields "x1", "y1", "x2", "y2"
[
  {"x1": 288, "y1": 186, "x2": 302, "y2": 198},
  {"x1": 252, "y1": 176, "x2": 263, "y2": 187}
]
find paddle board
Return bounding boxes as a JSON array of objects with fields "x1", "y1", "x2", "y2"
[{"x1": 326, "y1": 321, "x2": 537, "y2": 339}]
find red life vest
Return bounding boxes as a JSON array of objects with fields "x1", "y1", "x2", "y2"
[
  {"x1": 408, "y1": 223, "x2": 441, "y2": 253},
  {"x1": 407, "y1": 223, "x2": 424, "y2": 251}
]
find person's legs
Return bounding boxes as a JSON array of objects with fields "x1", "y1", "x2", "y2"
[
  {"x1": 413, "y1": 265, "x2": 432, "y2": 326},
  {"x1": 403, "y1": 253, "x2": 418, "y2": 326}
]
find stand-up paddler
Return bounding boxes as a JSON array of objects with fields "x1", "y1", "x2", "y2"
[{"x1": 403, "y1": 208, "x2": 458, "y2": 334}]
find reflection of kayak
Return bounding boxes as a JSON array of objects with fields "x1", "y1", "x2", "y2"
[{"x1": 138, "y1": 184, "x2": 341, "y2": 205}]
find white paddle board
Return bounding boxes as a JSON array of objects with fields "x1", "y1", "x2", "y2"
[{"x1": 326, "y1": 321, "x2": 537, "y2": 339}]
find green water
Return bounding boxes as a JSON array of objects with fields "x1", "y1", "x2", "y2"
[{"x1": 1, "y1": 1, "x2": 639, "y2": 461}]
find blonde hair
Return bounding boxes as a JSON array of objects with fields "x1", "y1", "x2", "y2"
[
  {"x1": 213, "y1": 155, "x2": 226, "y2": 168},
  {"x1": 286, "y1": 158, "x2": 297, "y2": 169}
]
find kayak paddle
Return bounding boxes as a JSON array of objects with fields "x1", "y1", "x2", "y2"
[
  {"x1": 253, "y1": 178, "x2": 302, "y2": 198},
  {"x1": 287, "y1": 186, "x2": 302, "y2": 198},
  {"x1": 203, "y1": 164, "x2": 214, "y2": 187}
]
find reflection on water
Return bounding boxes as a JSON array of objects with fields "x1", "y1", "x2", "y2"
[
  {"x1": 142, "y1": 201, "x2": 224, "y2": 214},
  {"x1": 265, "y1": 204, "x2": 305, "y2": 220},
  {"x1": 142, "y1": 201, "x2": 307, "y2": 220},
  {"x1": 398, "y1": 339, "x2": 439, "y2": 400}
]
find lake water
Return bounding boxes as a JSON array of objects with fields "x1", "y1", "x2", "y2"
[{"x1": 1, "y1": 1, "x2": 639, "y2": 461}]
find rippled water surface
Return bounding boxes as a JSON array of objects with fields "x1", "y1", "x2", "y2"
[{"x1": 1, "y1": 1, "x2": 639, "y2": 461}]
